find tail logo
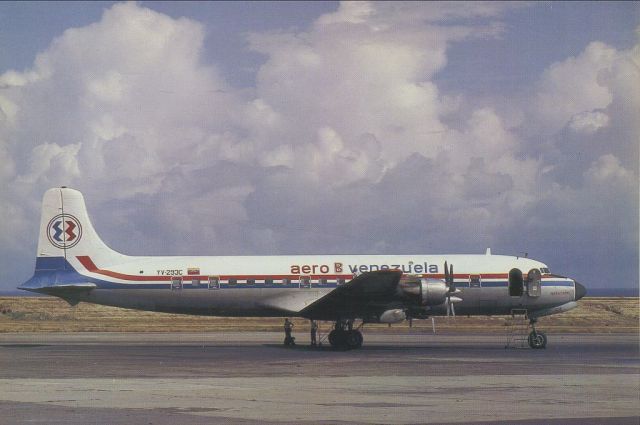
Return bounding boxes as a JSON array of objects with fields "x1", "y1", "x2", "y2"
[{"x1": 47, "y1": 214, "x2": 82, "y2": 249}]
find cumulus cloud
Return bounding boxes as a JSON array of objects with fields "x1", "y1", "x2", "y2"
[
  {"x1": 568, "y1": 110, "x2": 610, "y2": 134},
  {"x1": 585, "y1": 154, "x2": 636, "y2": 186},
  {"x1": 0, "y1": 2, "x2": 637, "y2": 291},
  {"x1": 528, "y1": 41, "x2": 638, "y2": 138}
]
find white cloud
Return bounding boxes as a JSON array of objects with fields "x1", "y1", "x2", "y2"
[
  {"x1": 529, "y1": 41, "x2": 625, "y2": 134},
  {"x1": 16, "y1": 142, "x2": 82, "y2": 185},
  {"x1": 568, "y1": 110, "x2": 610, "y2": 134},
  {"x1": 316, "y1": 1, "x2": 374, "y2": 26},
  {"x1": 0, "y1": 2, "x2": 637, "y2": 290},
  {"x1": 585, "y1": 154, "x2": 636, "y2": 186}
]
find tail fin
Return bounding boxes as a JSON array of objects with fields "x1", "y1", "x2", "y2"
[
  {"x1": 36, "y1": 187, "x2": 125, "y2": 265},
  {"x1": 20, "y1": 187, "x2": 123, "y2": 297}
]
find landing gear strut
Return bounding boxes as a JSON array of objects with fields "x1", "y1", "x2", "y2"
[
  {"x1": 328, "y1": 320, "x2": 363, "y2": 350},
  {"x1": 527, "y1": 318, "x2": 547, "y2": 349}
]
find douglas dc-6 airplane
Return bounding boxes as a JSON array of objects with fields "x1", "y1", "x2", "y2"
[{"x1": 20, "y1": 187, "x2": 586, "y2": 349}]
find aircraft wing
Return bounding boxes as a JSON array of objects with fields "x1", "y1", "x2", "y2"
[{"x1": 300, "y1": 270, "x2": 403, "y2": 320}]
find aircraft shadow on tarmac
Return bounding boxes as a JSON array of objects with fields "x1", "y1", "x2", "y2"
[{"x1": 262, "y1": 343, "x2": 537, "y2": 352}]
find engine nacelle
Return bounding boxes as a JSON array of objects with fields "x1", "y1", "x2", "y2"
[
  {"x1": 399, "y1": 276, "x2": 448, "y2": 306},
  {"x1": 379, "y1": 309, "x2": 407, "y2": 323}
]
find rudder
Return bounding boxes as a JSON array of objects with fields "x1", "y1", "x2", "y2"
[{"x1": 36, "y1": 187, "x2": 124, "y2": 266}]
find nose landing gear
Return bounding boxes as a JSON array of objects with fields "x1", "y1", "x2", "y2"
[{"x1": 528, "y1": 318, "x2": 547, "y2": 349}]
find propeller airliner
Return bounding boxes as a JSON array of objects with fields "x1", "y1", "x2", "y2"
[{"x1": 20, "y1": 187, "x2": 586, "y2": 349}]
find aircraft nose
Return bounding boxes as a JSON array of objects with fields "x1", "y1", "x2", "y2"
[{"x1": 574, "y1": 281, "x2": 587, "y2": 300}]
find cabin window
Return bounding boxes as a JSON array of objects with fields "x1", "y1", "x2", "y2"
[
  {"x1": 264, "y1": 279, "x2": 273, "y2": 285},
  {"x1": 192, "y1": 279, "x2": 200, "y2": 288},
  {"x1": 319, "y1": 278, "x2": 328, "y2": 285},
  {"x1": 469, "y1": 274, "x2": 481, "y2": 288},
  {"x1": 208, "y1": 276, "x2": 220, "y2": 290},
  {"x1": 171, "y1": 277, "x2": 182, "y2": 291},
  {"x1": 282, "y1": 278, "x2": 291, "y2": 285},
  {"x1": 246, "y1": 279, "x2": 255, "y2": 285},
  {"x1": 299, "y1": 276, "x2": 311, "y2": 289},
  {"x1": 337, "y1": 278, "x2": 345, "y2": 286},
  {"x1": 508, "y1": 268, "x2": 524, "y2": 296},
  {"x1": 228, "y1": 278, "x2": 237, "y2": 285}
]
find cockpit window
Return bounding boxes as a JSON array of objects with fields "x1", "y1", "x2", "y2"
[{"x1": 540, "y1": 267, "x2": 550, "y2": 274}]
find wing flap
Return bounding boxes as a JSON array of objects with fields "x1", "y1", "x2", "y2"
[
  {"x1": 258, "y1": 291, "x2": 323, "y2": 314},
  {"x1": 300, "y1": 270, "x2": 403, "y2": 320}
]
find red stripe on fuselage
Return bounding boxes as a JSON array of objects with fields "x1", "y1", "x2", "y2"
[
  {"x1": 77, "y1": 256, "x2": 163, "y2": 281},
  {"x1": 76, "y1": 256, "x2": 517, "y2": 282},
  {"x1": 76, "y1": 256, "x2": 354, "y2": 281}
]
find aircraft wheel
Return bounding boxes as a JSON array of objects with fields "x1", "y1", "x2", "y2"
[
  {"x1": 537, "y1": 332, "x2": 547, "y2": 348},
  {"x1": 528, "y1": 331, "x2": 547, "y2": 349},
  {"x1": 328, "y1": 330, "x2": 339, "y2": 347},
  {"x1": 345, "y1": 330, "x2": 363, "y2": 349},
  {"x1": 354, "y1": 330, "x2": 363, "y2": 348},
  {"x1": 329, "y1": 330, "x2": 351, "y2": 350}
]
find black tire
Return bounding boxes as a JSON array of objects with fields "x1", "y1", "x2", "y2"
[
  {"x1": 328, "y1": 330, "x2": 338, "y2": 347},
  {"x1": 345, "y1": 331, "x2": 358, "y2": 349},
  {"x1": 329, "y1": 330, "x2": 350, "y2": 350},
  {"x1": 537, "y1": 332, "x2": 547, "y2": 349},
  {"x1": 528, "y1": 331, "x2": 547, "y2": 349},
  {"x1": 346, "y1": 330, "x2": 363, "y2": 349}
]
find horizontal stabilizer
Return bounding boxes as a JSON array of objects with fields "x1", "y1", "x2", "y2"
[{"x1": 22, "y1": 283, "x2": 96, "y2": 305}]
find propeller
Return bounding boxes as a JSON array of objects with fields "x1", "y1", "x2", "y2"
[{"x1": 444, "y1": 261, "x2": 460, "y2": 317}]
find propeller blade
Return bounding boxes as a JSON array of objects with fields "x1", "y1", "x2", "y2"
[
  {"x1": 450, "y1": 263, "x2": 455, "y2": 292},
  {"x1": 444, "y1": 261, "x2": 449, "y2": 283},
  {"x1": 444, "y1": 261, "x2": 457, "y2": 318}
]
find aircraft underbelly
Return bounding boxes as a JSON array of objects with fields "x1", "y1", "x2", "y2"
[{"x1": 85, "y1": 288, "x2": 330, "y2": 317}]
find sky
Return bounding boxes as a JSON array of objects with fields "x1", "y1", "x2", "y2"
[{"x1": 0, "y1": 1, "x2": 638, "y2": 291}]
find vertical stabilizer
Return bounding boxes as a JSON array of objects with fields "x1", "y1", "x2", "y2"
[{"x1": 36, "y1": 187, "x2": 125, "y2": 266}]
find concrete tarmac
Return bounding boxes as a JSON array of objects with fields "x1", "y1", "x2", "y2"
[{"x1": 0, "y1": 332, "x2": 638, "y2": 424}]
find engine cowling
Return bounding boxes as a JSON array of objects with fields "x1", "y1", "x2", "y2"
[
  {"x1": 399, "y1": 276, "x2": 448, "y2": 306},
  {"x1": 379, "y1": 309, "x2": 407, "y2": 323}
]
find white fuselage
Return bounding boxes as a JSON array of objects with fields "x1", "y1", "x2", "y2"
[
  {"x1": 56, "y1": 253, "x2": 576, "y2": 318},
  {"x1": 21, "y1": 187, "x2": 582, "y2": 323}
]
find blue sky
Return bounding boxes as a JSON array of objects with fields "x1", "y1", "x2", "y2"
[
  {"x1": 3, "y1": 2, "x2": 637, "y2": 89},
  {"x1": 0, "y1": 1, "x2": 638, "y2": 291}
]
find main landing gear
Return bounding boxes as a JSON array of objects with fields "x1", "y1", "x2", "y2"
[
  {"x1": 527, "y1": 318, "x2": 547, "y2": 349},
  {"x1": 328, "y1": 320, "x2": 363, "y2": 350}
]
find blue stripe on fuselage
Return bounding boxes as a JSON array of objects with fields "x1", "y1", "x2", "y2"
[{"x1": 20, "y1": 257, "x2": 574, "y2": 291}]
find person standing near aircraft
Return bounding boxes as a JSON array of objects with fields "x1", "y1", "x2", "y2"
[
  {"x1": 310, "y1": 320, "x2": 318, "y2": 347},
  {"x1": 284, "y1": 318, "x2": 295, "y2": 346}
]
